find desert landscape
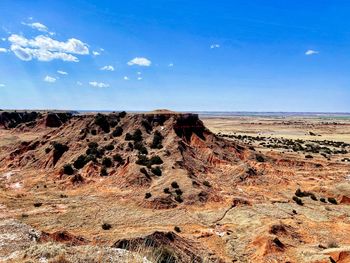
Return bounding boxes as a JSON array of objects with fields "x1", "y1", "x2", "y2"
[{"x1": 0, "y1": 110, "x2": 350, "y2": 262}]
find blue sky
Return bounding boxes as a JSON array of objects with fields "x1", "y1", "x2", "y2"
[{"x1": 0, "y1": 0, "x2": 349, "y2": 112}]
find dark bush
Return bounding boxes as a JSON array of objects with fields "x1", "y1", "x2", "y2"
[
  {"x1": 63, "y1": 164, "x2": 74, "y2": 175},
  {"x1": 132, "y1": 129, "x2": 143, "y2": 142},
  {"x1": 328, "y1": 197, "x2": 338, "y2": 205},
  {"x1": 171, "y1": 181, "x2": 179, "y2": 188},
  {"x1": 33, "y1": 202, "x2": 42, "y2": 207},
  {"x1": 112, "y1": 127, "x2": 123, "y2": 137},
  {"x1": 145, "y1": 192, "x2": 152, "y2": 199},
  {"x1": 118, "y1": 111, "x2": 126, "y2": 118},
  {"x1": 256, "y1": 155, "x2": 265, "y2": 162},
  {"x1": 320, "y1": 197, "x2": 326, "y2": 203},
  {"x1": 88, "y1": 142, "x2": 98, "y2": 149},
  {"x1": 175, "y1": 189, "x2": 183, "y2": 195},
  {"x1": 73, "y1": 155, "x2": 89, "y2": 169},
  {"x1": 100, "y1": 167, "x2": 108, "y2": 176},
  {"x1": 151, "y1": 166, "x2": 162, "y2": 176},
  {"x1": 305, "y1": 154, "x2": 313, "y2": 159},
  {"x1": 91, "y1": 129, "x2": 97, "y2": 135},
  {"x1": 94, "y1": 114, "x2": 110, "y2": 133},
  {"x1": 105, "y1": 144, "x2": 114, "y2": 151},
  {"x1": 151, "y1": 130, "x2": 163, "y2": 149},
  {"x1": 136, "y1": 155, "x2": 149, "y2": 166},
  {"x1": 102, "y1": 157, "x2": 112, "y2": 168},
  {"x1": 142, "y1": 119, "x2": 152, "y2": 133},
  {"x1": 102, "y1": 223, "x2": 112, "y2": 230},
  {"x1": 113, "y1": 154, "x2": 125, "y2": 164},
  {"x1": 140, "y1": 167, "x2": 149, "y2": 177},
  {"x1": 45, "y1": 147, "x2": 51, "y2": 154},
  {"x1": 292, "y1": 196, "x2": 304, "y2": 206},
  {"x1": 134, "y1": 141, "x2": 148, "y2": 154},
  {"x1": 164, "y1": 187, "x2": 170, "y2": 194},
  {"x1": 203, "y1": 181, "x2": 211, "y2": 187},
  {"x1": 310, "y1": 194, "x2": 317, "y2": 201},
  {"x1": 125, "y1": 133, "x2": 133, "y2": 141},
  {"x1": 174, "y1": 226, "x2": 181, "y2": 233},
  {"x1": 110, "y1": 120, "x2": 119, "y2": 128},
  {"x1": 175, "y1": 195, "x2": 183, "y2": 203},
  {"x1": 295, "y1": 188, "x2": 314, "y2": 198},
  {"x1": 149, "y1": 155, "x2": 163, "y2": 165}
]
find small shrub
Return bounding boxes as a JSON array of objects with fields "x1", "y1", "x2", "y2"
[
  {"x1": 118, "y1": 111, "x2": 126, "y2": 118},
  {"x1": 310, "y1": 194, "x2": 317, "y2": 201},
  {"x1": 63, "y1": 164, "x2": 74, "y2": 175},
  {"x1": 142, "y1": 119, "x2": 152, "y2": 133},
  {"x1": 102, "y1": 157, "x2": 112, "y2": 168},
  {"x1": 149, "y1": 155, "x2": 163, "y2": 165},
  {"x1": 112, "y1": 127, "x2": 123, "y2": 137},
  {"x1": 136, "y1": 155, "x2": 149, "y2": 166},
  {"x1": 151, "y1": 130, "x2": 164, "y2": 149},
  {"x1": 171, "y1": 181, "x2": 179, "y2": 188},
  {"x1": 151, "y1": 166, "x2": 162, "y2": 176},
  {"x1": 256, "y1": 155, "x2": 265, "y2": 162},
  {"x1": 320, "y1": 197, "x2": 326, "y2": 203},
  {"x1": 145, "y1": 192, "x2": 152, "y2": 199},
  {"x1": 305, "y1": 154, "x2": 313, "y2": 159},
  {"x1": 100, "y1": 167, "x2": 108, "y2": 176},
  {"x1": 102, "y1": 223, "x2": 112, "y2": 230},
  {"x1": 113, "y1": 154, "x2": 125, "y2": 164},
  {"x1": 33, "y1": 202, "x2": 42, "y2": 207},
  {"x1": 132, "y1": 129, "x2": 143, "y2": 142},
  {"x1": 45, "y1": 147, "x2": 51, "y2": 154},
  {"x1": 292, "y1": 196, "x2": 304, "y2": 206},
  {"x1": 125, "y1": 133, "x2": 133, "y2": 141},
  {"x1": 328, "y1": 197, "x2": 338, "y2": 205},
  {"x1": 140, "y1": 167, "x2": 149, "y2": 176},
  {"x1": 134, "y1": 141, "x2": 148, "y2": 154},
  {"x1": 203, "y1": 181, "x2": 211, "y2": 187},
  {"x1": 174, "y1": 226, "x2": 181, "y2": 233},
  {"x1": 105, "y1": 144, "x2": 114, "y2": 151},
  {"x1": 73, "y1": 155, "x2": 89, "y2": 169},
  {"x1": 88, "y1": 142, "x2": 98, "y2": 149},
  {"x1": 94, "y1": 114, "x2": 110, "y2": 133},
  {"x1": 164, "y1": 188, "x2": 170, "y2": 194},
  {"x1": 91, "y1": 129, "x2": 97, "y2": 135},
  {"x1": 175, "y1": 189, "x2": 183, "y2": 195},
  {"x1": 175, "y1": 195, "x2": 183, "y2": 203}
]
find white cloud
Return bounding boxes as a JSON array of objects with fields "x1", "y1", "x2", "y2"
[
  {"x1": 57, "y1": 70, "x2": 68, "y2": 75},
  {"x1": 0, "y1": 83, "x2": 5, "y2": 87},
  {"x1": 44, "y1": 75, "x2": 56, "y2": 83},
  {"x1": 22, "y1": 22, "x2": 48, "y2": 32},
  {"x1": 92, "y1": 51, "x2": 100, "y2": 56},
  {"x1": 77, "y1": 81, "x2": 82, "y2": 86},
  {"x1": 168, "y1": 63, "x2": 174, "y2": 67},
  {"x1": 123, "y1": 76, "x2": 129, "y2": 80},
  {"x1": 210, "y1": 44, "x2": 220, "y2": 49},
  {"x1": 0, "y1": 48, "x2": 7, "y2": 53},
  {"x1": 8, "y1": 34, "x2": 89, "y2": 62},
  {"x1": 89, "y1": 81, "x2": 109, "y2": 88},
  {"x1": 137, "y1": 77, "x2": 142, "y2": 80},
  {"x1": 137, "y1": 71, "x2": 141, "y2": 75},
  {"x1": 305, "y1": 49, "x2": 319, "y2": 56},
  {"x1": 127, "y1": 57, "x2": 151, "y2": 66},
  {"x1": 1, "y1": 38, "x2": 6, "y2": 41},
  {"x1": 100, "y1": 65, "x2": 114, "y2": 71}
]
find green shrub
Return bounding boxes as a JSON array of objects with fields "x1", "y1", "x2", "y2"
[
  {"x1": 175, "y1": 195, "x2": 183, "y2": 203},
  {"x1": 88, "y1": 142, "x2": 98, "y2": 149},
  {"x1": 132, "y1": 129, "x2": 142, "y2": 142},
  {"x1": 142, "y1": 119, "x2": 152, "y2": 133},
  {"x1": 134, "y1": 141, "x2": 148, "y2": 154},
  {"x1": 136, "y1": 155, "x2": 149, "y2": 166},
  {"x1": 102, "y1": 157, "x2": 112, "y2": 168},
  {"x1": 63, "y1": 164, "x2": 74, "y2": 175},
  {"x1": 105, "y1": 144, "x2": 114, "y2": 151},
  {"x1": 151, "y1": 166, "x2": 162, "y2": 176},
  {"x1": 118, "y1": 111, "x2": 126, "y2": 118},
  {"x1": 113, "y1": 154, "x2": 125, "y2": 164},
  {"x1": 171, "y1": 181, "x2": 179, "y2": 188},
  {"x1": 73, "y1": 155, "x2": 89, "y2": 169},
  {"x1": 45, "y1": 147, "x2": 51, "y2": 154},
  {"x1": 292, "y1": 196, "x2": 303, "y2": 206},
  {"x1": 203, "y1": 181, "x2": 211, "y2": 187},
  {"x1": 145, "y1": 192, "x2": 152, "y2": 199},
  {"x1": 320, "y1": 197, "x2": 326, "y2": 203},
  {"x1": 328, "y1": 197, "x2": 338, "y2": 205},
  {"x1": 175, "y1": 189, "x2": 183, "y2": 195},
  {"x1": 164, "y1": 187, "x2": 170, "y2": 194},
  {"x1": 149, "y1": 155, "x2": 163, "y2": 165},
  {"x1": 112, "y1": 127, "x2": 123, "y2": 137},
  {"x1": 140, "y1": 167, "x2": 149, "y2": 176},
  {"x1": 94, "y1": 114, "x2": 110, "y2": 133},
  {"x1": 102, "y1": 223, "x2": 112, "y2": 230},
  {"x1": 174, "y1": 226, "x2": 181, "y2": 233},
  {"x1": 90, "y1": 129, "x2": 97, "y2": 135},
  {"x1": 125, "y1": 133, "x2": 133, "y2": 141},
  {"x1": 100, "y1": 167, "x2": 108, "y2": 176},
  {"x1": 151, "y1": 130, "x2": 163, "y2": 149}
]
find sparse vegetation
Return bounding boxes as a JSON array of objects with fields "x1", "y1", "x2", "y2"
[
  {"x1": 151, "y1": 166, "x2": 162, "y2": 176},
  {"x1": 328, "y1": 197, "x2": 338, "y2": 205},
  {"x1": 292, "y1": 196, "x2": 304, "y2": 206},
  {"x1": 102, "y1": 223, "x2": 112, "y2": 230},
  {"x1": 164, "y1": 187, "x2": 170, "y2": 194},
  {"x1": 112, "y1": 126, "x2": 123, "y2": 137},
  {"x1": 134, "y1": 141, "x2": 148, "y2": 154},
  {"x1": 320, "y1": 197, "x2": 326, "y2": 203},
  {"x1": 63, "y1": 164, "x2": 74, "y2": 175},
  {"x1": 100, "y1": 167, "x2": 108, "y2": 176},
  {"x1": 105, "y1": 144, "x2": 114, "y2": 151},
  {"x1": 102, "y1": 157, "x2": 112, "y2": 168},
  {"x1": 174, "y1": 226, "x2": 181, "y2": 233},
  {"x1": 113, "y1": 154, "x2": 125, "y2": 165},
  {"x1": 171, "y1": 181, "x2": 179, "y2": 188},
  {"x1": 94, "y1": 114, "x2": 110, "y2": 133},
  {"x1": 151, "y1": 130, "x2": 163, "y2": 149},
  {"x1": 203, "y1": 181, "x2": 211, "y2": 187},
  {"x1": 145, "y1": 192, "x2": 152, "y2": 199}
]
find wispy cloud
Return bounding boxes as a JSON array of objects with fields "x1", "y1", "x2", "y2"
[
  {"x1": 123, "y1": 76, "x2": 129, "y2": 80},
  {"x1": 8, "y1": 34, "x2": 89, "y2": 62},
  {"x1": 210, "y1": 44, "x2": 220, "y2": 49},
  {"x1": 127, "y1": 57, "x2": 151, "y2": 66},
  {"x1": 168, "y1": 63, "x2": 174, "y2": 67},
  {"x1": 89, "y1": 81, "x2": 109, "y2": 88},
  {"x1": 77, "y1": 81, "x2": 82, "y2": 86},
  {"x1": 57, "y1": 70, "x2": 68, "y2": 75},
  {"x1": 22, "y1": 21, "x2": 55, "y2": 35},
  {"x1": 305, "y1": 49, "x2": 319, "y2": 56},
  {"x1": 100, "y1": 65, "x2": 114, "y2": 71},
  {"x1": 92, "y1": 51, "x2": 100, "y2": 56},
  {"x1": 137, "y1": 77, "x2": 142, "y2": 80},
  {"x1": 44, "y1": 75, "x2": 56, "y2": 83},
  {"x1": 0, "y1": 48, "x2": 7, "y2": 53},
  {"x1": 0, "y1": 83, "x2": 5, "y2": 87}
]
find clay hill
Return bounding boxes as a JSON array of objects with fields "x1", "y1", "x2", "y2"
[{"x1": 1, "y1": 110, "x2": 350, "y2": 262}]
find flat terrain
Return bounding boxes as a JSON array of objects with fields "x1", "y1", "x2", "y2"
[{"x1": 1, "y1": 112, "x2": 350, "y2": 262}]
